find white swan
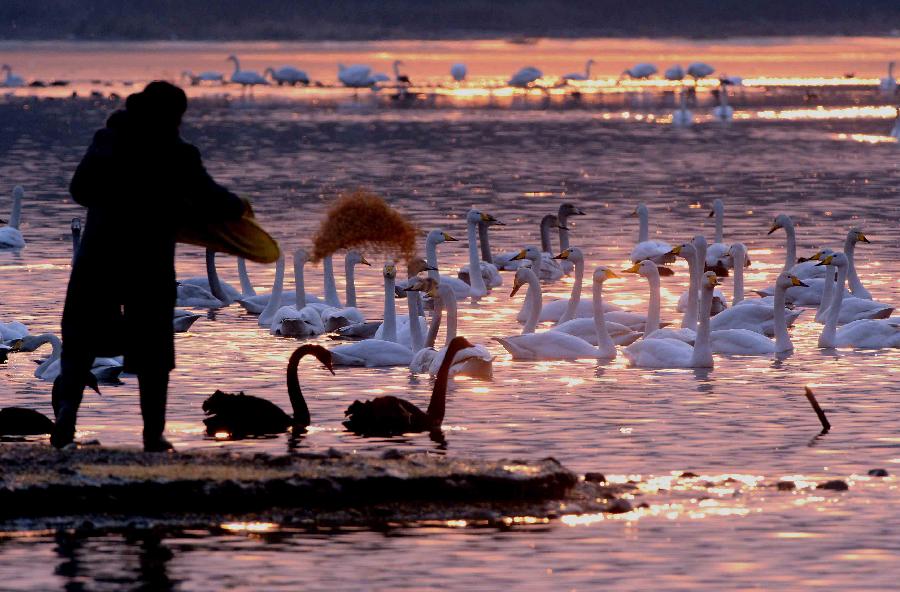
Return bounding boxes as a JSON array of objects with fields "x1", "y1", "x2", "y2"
[
  {"x1": 330, "y1": 263, "x2": 414, "y2": 367},
  {"x1": 495, "y1": 265, "x2": 619, "y2": 360},
  {"x1": 457, "y1": 216, "x2": 503, "y2": 288},
  {"x1": 450, "y1": 63, "x2": 467, "y2": 82},
  {"x1": 891, "y1": 108, "x2": 900, "y2": 139},
  {"x1": 623, "y1": 271, "x2": 717, "y2": 368},
  {"x1": 665, "y1": 65, "x2": 693, "y2": 127},
  {"x1": 705, "y1": 199, "x2": 732, "y2": 273},
  {"x1": 556, "y1": 203, "x2": 585, "y2": 274},
  {"x1": 0, "y1": 186, "x2": 25, "y2": 249},
  {"x1": 616, "y1": 260, "x2": 674, "y2": 335},
  {"x1": 712, "y1": 82, "x2": 734, "y2": 121},
  {"x1": 726, "y1": 243, "x2": 752, "y2": 306},
  {"x1": 813, "y1": 253, "x2": 892, "y2": 324},
  {"x1": 629, "y1": 203, "x2": 674, "y2": 264},
  {"x1": 563, "y1": 59, "x2": 595, "y2": 81},
  {"x1": 672, "y1": 238, "x2": 727, "y2": 326},
  {"x1": 227, "y1": 55, "x2": 269, "y2": 91},
  {"x1": 1, "y1": 65, "x2": 25, "y2": 88},
  {"x1": 687, "y1": 63, "x2": 715, "y2": 81},
  {"x1": 0, "y1": 320, "x2": 30, "y2": 346},
  {"x1": 265, "y1": 66, "x2": 310, "y2": 86},
  {"x1": 181, "y1": 70, "x2": 224, "y2": 86},
  {"x1": 622, "y1": 64, "x2": 657, "y2": 79},
  {"x1": 238, "y1": 249, "x2": 323, "y2": 314},
  {"x1": 270, "y1": 250, "x2": 327, "y2": 338},
  {"x1": 320, "y1": 250, "x2": 370, "y2": 331},
  {"x1": 818, "y1": 253, "x2": 900, "y2": 349},
  {"x1": 338, "y1": 64, "x2": 386, "y2": 88},
  {"x1": 509, "y1": 67, "x2": 543, "y2": 88},
  {"x1": 21, "y1": 333, "x2": 124, "y2": 383},
  {"x1": 880, "y1": 61, "x2": 897, "y2": 95},
  {"x1": 424, "y1": 228, "x2": 483, "y2": 300},
  {"x1": 177, "y1": 249, "x2": 239, "y2": 307},
  {"x1": 529, "y1": 247, "x2": 620, "y2": 324},
  {"x1": 456, "y1": 209, "x2": 499, "y2": 300},
  {"x1": 494, "y1": 217, "x2": 564, "y2": 280},
  {"x1": 843, "y1": 229, "x2": 872, "y2": 299},
  {"x1": 407, "y1": 279, "x2": 493, "y2": 378}
]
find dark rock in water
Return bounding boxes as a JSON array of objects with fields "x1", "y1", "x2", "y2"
[
  {"x1": 680, "y1": 471, "x2": 698, "y2": 478},
  {"x1": 605, "y1": 499, "x2": 633, "y2": 514},
  {"x1": 817, "y1": 479, "x2": 849, "y2": 491},
  {"x1": 776, "y1": 481, "x2": 796, "y2": 491},
  {"x1": 583, "y1": 472, "x2": 606, "y2": 483},
  {"x1": 868, "y1": 469, "x2": 889, "y2": 477}
]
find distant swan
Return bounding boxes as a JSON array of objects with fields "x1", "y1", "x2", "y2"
[
  {"x1": 450, "y1": 63, "x2": 467, "y2": 82},
  {"x1": 563, "y1": 59, "x2": 595, "y2": 81},
  {"x1": 1, "y1": 65, "x2": 25, "y2": 88},
  {"x1": 0, "y1": 186, "x2": 25, "y2": 249},
  {"x1": 181, "y1": 70, "x2": 224, "y2": 86},
  {"x1": 227, "y1": 55, "x2": 269, "y2": 90},
  {"x1": 21, "y1": 333, "x2": 123, "y2": 383},
  {"x1": 629, "y1": 203, "x2": 674, "y2": 264},
  {"x1": 265, "y1": 66, "x2": 310, "y2": 86},
  {"x1": 712, "y1": 82, "x2": 734, "y2": 121},
  {"x1": 622, "y1": 63, "x2": 657, "y2": 79},
  {"x1": 880, "y1": 61, "x2": 897, "y2": 95},
  {"x1": 509, "y1": 66, "x2": 543, "y2": 88}
]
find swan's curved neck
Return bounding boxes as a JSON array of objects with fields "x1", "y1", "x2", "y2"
[
  {"x1": 229, "y1": 56, "x2": 240, "y2": 74},
  {"x1": 558, "y1": 216, "x2": 570, "y2": 252},
  {"x1": 439, "y1": 285, "x2": 458, "y2": 343},
  {"x1": 393, "y1": 62, "x2": 401, "y2": 77},
  {"x1": 407, "y1": 286, "x2": 424, "y2": 352},
  {"x1": 425, "y1": 236, "x2": 440, "y2": 281},
  {"x1": 679, "y1": 85, "x2": 688, "y2": 109},
  {"x1": 593, "y1": 281, "x2": 615, "y2": 357},
  {"x1": 815, "y1": 265, "x2": 836, "y2": 323},
  {"x1": 781, "y1": 221, "x2": 796, "y2": 271},
  {"x1": 713, "y1": 204, "x2": 724, "y2": 244},
  {"x1": 540, "y1": 217, "x2": 554, "y2": 253},
  {"x1": 682, "y1": 254, "x2": 699, "y2": 331},
  {"x1": 691, "y1": 286, "x2": 714, "y2": 367},
  {"x1": 34, "y1": 334, "x2": 62, "y2": 378},
  {"x1": 427, "y1": 342, "x2": 465, "y2": 427},
  {"x1": 286, "y1": 349, "x2": 311, "y2": 427},
  {"x1": 559, "y1": 257, "x2": 584, "y2": 323},
  {"x1": 382, "y1": 274, "x2": 397, "y2": 342},
  {"x1": 774, "y1": 282, "x2": 792, "y2": 351},
  {"x1": 467, "y1": 218, "x2": 487, "y2": 297},
  {"x1": 522, "y1": 270, "x2": 542, "y2": 334},
  {"x1": 237, "y1": 258, "x2": 256, "y2": 296},
  {"x1": 585, "y1": 61, "x2": 592, "y2": 78},
  {"x1": 732, "y1": 247, "x2": 745, "y2": 305},
  {"x1": 644, "y1": 271, "x2": 661, "y2": 336},
  {"x1": 260, "y1": 256, "x2": 286, "y2": 324},
  {"x1": 637, "y1": 208, "x2": 649, "y2": 243},
  {"x1": 293, "y1": 254, "x2": 306, "y2": 309},
  {"x1": 323, "y1": 256, "x2": 341, "y2": 307},
  {"x1": 478, "y1": 222, "x2": 493, "y2": 263},
  {"x1": 206, "y1": 249, "x2": 229, "y2": 304},
  {"x1": 345, "y1": 257, "x2": 357, "y2": 308},
  {"x1": 9, "y1": 190, "x2": 22, "y2": 229},
  {"x1": 820, "y1": 264, "x2": 848, "y2": 347}
]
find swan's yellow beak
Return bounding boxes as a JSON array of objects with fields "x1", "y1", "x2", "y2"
[
  {"x1": 553, "y1": 249, "x2": 571, "y2": 260},
  {"x1": 808, "y1": 250, "x2": 824, "y2": 261},
  {"x1": 790, "y1": 275, "x2": 808, "y2": 287},
  {"x1": 856, "y1": 232, "x2": 870, "y2": 243},
  {"x1": 510, "y1": 278, "x2": 526, "y2": 298},
  {"x1": 426, "y1": 286, "x2": 439, "y2": 298},
  {"x1": 604, "y1": 269, "x2": 620, "y2": 279},
  {"x1": 511, "y1": 249, "x2": 528, "y2": 261},
  {"x1": 628, "y1": 209, "x2": 638, "y2": 218},
  {"x1": 706, "y1": 274, "x2": 720, "y2": 287},
  {"x1": 384, "y1": 264, "x2": 396, "y2": 276},
  {"x1": 670, "y1": 245, "x2": 682, "y2": 255},
  {"x1": 767, "y1": 221, "x2": 782, "y2": 235},
  {"x1": 480, "y1": 212, "x2": 501, "y2": 224},
  {"x1": 442, "y1": 232, "x2": 458, "y2": 242},
  {"x1": 815, "y1": 254, "x2": 835, "y2": 266},
  {"x1": 621, "y1": 263, "x2": 641, "y2": 274},
  {"x1": 359, "y1": 255, "x2": 371, "y2": 266}
]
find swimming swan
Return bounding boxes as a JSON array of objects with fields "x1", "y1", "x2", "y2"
[
  {"x1": 0, "y1": 186, "x2": 25, "y2": 249},
  {"x1": 629, "y1": 203, "x2": 674, "y2": 264}
]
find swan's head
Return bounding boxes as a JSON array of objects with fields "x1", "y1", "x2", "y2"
[
  {"x1": 428, "y1": 229, "x2": 457, "y2": 244},
  {"x1": 559, "y1": 203, "x2": 585, "y2": 218},
  {"x1": 702, "y1": 271, "x2": 721, "y2": 290},
  {"x1": 708, "y1": 198, "x2": 724, "y2": 217},
  {"x1": 768, "y1": 214, "x2": 792, "y2": 235},
  {"x1": 553, "y1": 247, "x2": 583, "y2": 262},
  {"x1": 622, "y1": 260, "x2": 658, "y2": 278},
  {"x1": 447, "y1": 335, "x2": 475, "y2": 351},
  {"x1": 12, "y1": 186, "x2": 24, "y2": 200},
  {"x1": 404, "y1": 276, "x2": 439, "y2": 298},
  {"x1": 295, "y1": 344, "x2": 336, "y2": 375},
  {"x1": 593, "y1": 266, "x2": 619, "y2": 283},
  {"x1": 467, "y1": 209, "x2": 501, "y2": 225},
  {"x1": 540, "y1": 214, "x2": 560, "y2": 230},
  {"x1": 629, "y1": 203, "x2": 648, "y2": 218},
  {"x1": 727, "y1": 242, "x2": 751, "y2": 267},
  {"x1": 776, "y1": 272, "x2": 808, "y2": 290},
  {"x1": 511, "y1": 245, "x2": 541, "y2": 264},
  {"x1": 293, "y1": 248, "x2": 309, "y2": 265},
  {"x1": 227, "y1": 55, "x2": 239, "y2": 64},
  {"x1": 510, "y1": 267, "x2": 535, "y2": 297},
  {"x1": 383, "y1": 262, "x2": 397, "y2": 280},
  {"x1": 691, "y1": 235, "x2": 707, "y2": 250},
  {"x1": 346, "y1": 250, "x2": 370, "y2": 267},
  {"x1": 71, "y1": 218, "x2": 81, "y2": 231},
  {"x1": 849, "y1": 229, "x2": 870, "y2": 244},
  {"x1": 407, "y1": 257, "x2": 436, "y2": 276},
  {"x1": 816, "y1": 252, "x2": 848, "y2": 269},
  {"x1": 669, "y1": 242, "x2": 696, "y2": 260}
]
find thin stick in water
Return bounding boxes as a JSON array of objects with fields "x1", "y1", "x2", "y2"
[{"x1": 804, "y1": 387, "x2": 831, "y2": 433}]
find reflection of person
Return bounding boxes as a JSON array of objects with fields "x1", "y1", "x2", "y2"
[{"x1": 53, "y1": 81, "x2": 245, "y2": 451}]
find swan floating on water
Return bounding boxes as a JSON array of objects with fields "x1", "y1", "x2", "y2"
[
  {"x1": 712, "y1": 82, "x2": 734, "y2": 121},
  {"x1": 227, "y1": 55, "x2": 269, "y2": 91},
  {"x1": 562, "y1": 59, "x2": 595, "y2": 82},
  {"x1": 0, "y1": 186, "x2": 25, "y2": 249},
  {"x1": 319, "y1": 250, "x2": 370, "y2": 332},
  {"x1": 450, "y1": 63, "x2": 467, "y2": 82},
  {"x1": 202, "y1": 344, "x2": 333, "y2": 438},
  {"x1": 880, "y1": 61, "x2": 897, "y2": 96},
  {"x1": 181, "y1": 70, "x2": 224, "y2": 86},
  {"x1": 508, "y1": 67, "x2": 542, "y2": 88},
  {"x1": 705, "y1": 199, "x2": 734, "y2": 275},
  {"x1": 265, "y1": 66, "x2": 310, "y2": 86},
  {"x1": 629, "y1": 203, "x2": 674, "y2": 265},
  {"x1": 1, "y1": 65, "x2": 25, "y2": 88},
  {"x1": 21, "y1": 333, "x2": 124, "y2": 383},
  {"x1": 270, "y1": 250, "x2": 328, "y2": 338},
  {"x1": 622, "y1": 63, "x2": 657, "y2": 79}
]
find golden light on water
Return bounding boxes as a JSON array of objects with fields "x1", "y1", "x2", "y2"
[{"x1": 221, "y1": 521, "x2": 279, "y2": 533}]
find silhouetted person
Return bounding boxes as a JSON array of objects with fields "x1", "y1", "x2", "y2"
[{"x1": 53, "y1": 81, "x2": 245, "y2": 451}]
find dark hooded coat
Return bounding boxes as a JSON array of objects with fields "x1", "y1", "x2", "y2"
[{"x1": 64, "y1": 106, "x2": 244, "y2": 373}]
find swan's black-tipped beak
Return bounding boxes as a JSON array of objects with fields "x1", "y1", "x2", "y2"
[
  {"x1": 767, "y1": 225, "x2": 780, "y2": 235},
  {"x1": 708, "y1": 210, "x2": 715, "y2": 218},
  {"x1": 557, "y1": 225, "x2": 570, "y2": 231},
  {"x1": 510, "y1": 283, "x2": 524, "y2": 298},
  {"x1": 424, "y1": 265, "x2": 438, "y2": 271},
  {"x1": 0, "y1": 219, "x2": 6, "y2": 225},
  {"x1": 326, "y1": 363, "x2": 336, "y2": 376},
  {"x1": 85, "y1": 373, "x2": 101, "y2": 396}
]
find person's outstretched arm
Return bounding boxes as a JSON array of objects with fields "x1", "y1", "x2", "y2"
[{"x1": 181, "y1": 144, "x2": 246, "y2": 221}]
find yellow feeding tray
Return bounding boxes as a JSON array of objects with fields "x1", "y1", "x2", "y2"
[{"x1": 176, "y1": 200, "x2": 280, "y2": 264}]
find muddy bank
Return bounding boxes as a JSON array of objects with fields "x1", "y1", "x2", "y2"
[{"x1": 0, "y1": 445, "x2": 590, "y2": 529}]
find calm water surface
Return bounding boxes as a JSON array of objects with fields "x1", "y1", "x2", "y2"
[{"x1": 1, "y1": 39, "x2": 900, "y2": 590}]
